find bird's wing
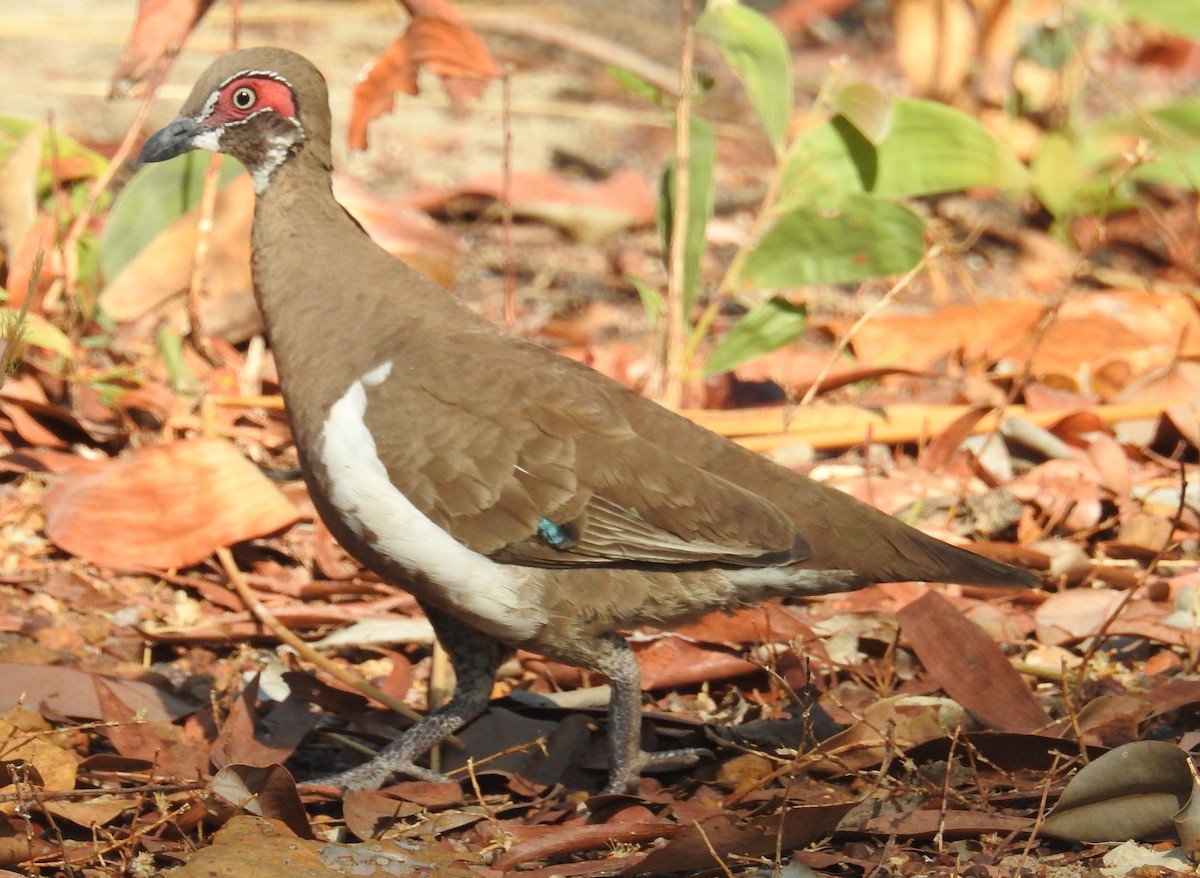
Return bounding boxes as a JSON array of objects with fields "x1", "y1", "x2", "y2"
[{"x1": 362, "y1": 329, "x2": 809, "y2": 568}]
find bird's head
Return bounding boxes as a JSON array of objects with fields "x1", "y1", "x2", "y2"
[{"x1": 139, "y1": 47, "x2": 332, "y2": 193}]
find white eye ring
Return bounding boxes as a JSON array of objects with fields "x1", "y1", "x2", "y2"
[{"x1": 232, "y1": 86, "x2": 256, "y2": 111}]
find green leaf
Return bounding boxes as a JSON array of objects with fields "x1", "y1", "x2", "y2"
[
  {"x1": 607, "y1": 66, "x2": 666, "y2": 108},
  {"x1": 738, "y1": 193, "x2": 926, "y2": 288},
  {"x1": 831, "y1": 82, "x2": 892, "y2": 145},
  {"x1": 1028, "y1": 126, "x2": 1139, "y2": 225},
  {"x1": 782, "y1": 98, "x2": 1029, "y2": 207},
  {"x1": 629, "y1": 276, "x2": 664, "y2": 327},
  {"x1": 1031, "y1": 131, "x2": 1088, "y2": 218},
  {"x1": 1119, "y1": 0, "x2": 1200, "y2": 40},
  {"x1": 697, "y1": 0, "x2": 793, "y2": 152},
  {"x1": 0, "y1": 307, "x2": 72, "y2": 358},
  {"x1": 703, "y1": 297, "x2": 807, "y2": 376},
  {"x1": 73, "y1": 230, "x2": 102, "y2": 315},
  {"x1": 1081, "y1": 99, "x2": 1200, "y2": 191},
  {"x1": 0, "y1": 116, "x2": 107, "y2": 194},
  {"x1": 658, "y1": 116, "x2": 716, "y2": 313},
  {"x1": 101, "y1": 153, "x2": 244, "y2": 282},
  {"x1": 156, "y1": 327, "x2": 198, "y2": 396},
  {"x1": 1023, "y1": 22, "x2": 1078, "y2": 71}
]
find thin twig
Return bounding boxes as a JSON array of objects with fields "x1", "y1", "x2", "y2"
[
  {"x1": 1019, "y1": 751, "x2": 1064, "y2": 866},
  {"x1": 214, "y1": 546, "x2": 438, "y2": 731},
  {"x1": 694, "y1": 818, "x2": 736, "y2": 878},
  {"x1": 799, "y1": 242, "x2": 942, "y2": 408},
  {"x1": 185, "y1": 154, "x2": 223, "y2": 365},
  {"x1": 1073, "y1": 445, "x2": 1187, "y2": 687},
  {"x1": 862, "y1": 835, "x2": 896, "y2": 878},
  {"x1": 183, "y1": 0, "x2": 242, "y2": 365}
]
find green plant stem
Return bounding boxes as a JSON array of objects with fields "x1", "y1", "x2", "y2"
[
  {"x1": 715, "y1": 58, "x2": 846, "y2": 301},
  {"x1": 688, "y1": 62, "x2": 850, "y2": 379},
  {"x1": 655, "y1": 0, "x2": 695, "y2": 410},
  {"x1": 682, "y1": 296, "x2": 723, "y2": 368}
]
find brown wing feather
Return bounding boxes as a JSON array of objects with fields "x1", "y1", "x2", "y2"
[{"x1": 360, "y1": 328, "x2": 808, "y2": 568}]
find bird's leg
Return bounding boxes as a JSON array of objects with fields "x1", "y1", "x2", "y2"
[
  {"x1": 582, "y1": 634, "x2": 712, "y2": 794},
  {"x1": 309, "y1": 604, "x2": 508, "y2": 791}
]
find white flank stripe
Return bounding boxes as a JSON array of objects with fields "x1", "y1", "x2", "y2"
[{"x1": 318, "y1": 362, "x2": 539, "y2": 641}]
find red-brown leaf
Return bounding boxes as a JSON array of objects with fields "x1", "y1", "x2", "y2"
[
  {"x1": 42, "y1": 438, "x2": 300, "y2": 570},
  {"x1": 110, "y1": 0, "x2": 217, "y2": 97},
  {"x1": 898, "y1": 590, "x2": 1050, "y2": 733},
  {"x1": 348, "y1": 16, "x2": 497, "y2": 150}
]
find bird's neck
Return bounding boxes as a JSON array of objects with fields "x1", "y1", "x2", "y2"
[{"x1": 248, "y1": 151, "x2": 416, "y2": 440}]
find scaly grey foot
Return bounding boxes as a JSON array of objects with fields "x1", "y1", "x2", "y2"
[{"x1": 307, "y1": 607, "x2": 507, "y2": 792}]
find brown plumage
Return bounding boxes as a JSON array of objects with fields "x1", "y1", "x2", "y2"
[{"x1": 140, "y1": 47, "x2": 1038, "y2": 794}]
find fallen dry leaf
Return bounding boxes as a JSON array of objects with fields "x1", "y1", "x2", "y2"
[
  {"x1": 99, "y1": 175, "x2": 258, "y2": 344},
  {"x1": 93, "y1": 676, "x2": 212, "y2": 782},
  {"x1": 809, "y1": 695, "x2": 969, "y2": 773},
  {"x1": 1009, "y1": 457, "x2": 1105, "y2": 535},
  {"x1": 348, "y1": 6, "x2": 498, "y2": 150},
  {"x1": 405, "y1": 168, "x2": 657, "y2": 243},
  {"x1": 0, "y1": 663, "x2": 191, "y2": 723},
  {"x1": 898, "y1": 590, "x2": 1051, "y2": 734},
  {"x1": 627, "y1": 801, "x2": 854, "y2": 875},
  {"x1": 634, "y1": 634, "x2": 761, "y2": 690},
  {"x1": 110, "y1": 0, "x2": 217, "y2": 97},
  {"x1": 4, "y1": 213, "x2": 59, "y2": 311},
  {"x1": 1034, "y1": 588, "x2": 1127, "y2": 645},
  {"x1": 210, "y1": 764, "x2": 312, "y2": 840},
  {"x1": 848, "y1": 299, "x2": 1042, "y2": 372},
  {"x1": 41, "y1": 438, "x2": 300, "y2": 570},
  {"x1": 0, "y1": 716, "x2": 77, "y2": 815},
  {"x1": 893, "y1": 0, "x2": 977, "y2": 98},
  {"x1": 858, "y1": 809, "x2": 1033, "y2": 839}
]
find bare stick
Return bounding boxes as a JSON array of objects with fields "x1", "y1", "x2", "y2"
[{"x1": 214, "y1": 546, "x2": 443, "y2": 733}]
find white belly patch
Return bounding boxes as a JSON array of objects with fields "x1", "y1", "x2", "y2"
[{"x1": 317, "y1": 362, "x2": 539, "y2": 641}]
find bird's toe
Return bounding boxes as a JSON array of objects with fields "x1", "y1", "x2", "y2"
[
  {"x1": 602, "y1": 746, "x2": 714, "y2": 794},
  {"x1": 305, "y1": 759, "x2": 453, "y2": 792}
]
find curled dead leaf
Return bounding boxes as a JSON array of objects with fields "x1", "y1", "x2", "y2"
[
  {"x1": 99, "y1": 174, "x2": 258, "y2": 344},
  {"x1": 348, "y1": 13, "x2": 497, "y2": 150},
  {"x1": 1040, "y1": 740, "x2": 1198, "y2": 845}
]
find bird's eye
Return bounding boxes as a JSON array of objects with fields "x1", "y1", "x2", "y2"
[{"x1": 232, "y1": 86, "x2": 257, "y2": 111}]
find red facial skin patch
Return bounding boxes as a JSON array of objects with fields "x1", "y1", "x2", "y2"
[{"x1": 206, "y1": 76, "x2": 296, "y2": 125}]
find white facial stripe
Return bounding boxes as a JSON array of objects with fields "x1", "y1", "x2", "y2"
[
  {"x1": 318, "y1": 362, "x2": 540, "y2": 642},
  {"x1": 189, "y1": 129, "x2": 223, "y2": 152},
  {"x1": 215, "y1": 68, "x2": 293, "y2": 91},
  {"x1": 200, "y1": 89, "x2": 220, "y2": 120}
]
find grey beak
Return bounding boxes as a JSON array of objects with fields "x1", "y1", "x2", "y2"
[{"x1": 139, "y1": 117, "x2": 208, "y2": 163}]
